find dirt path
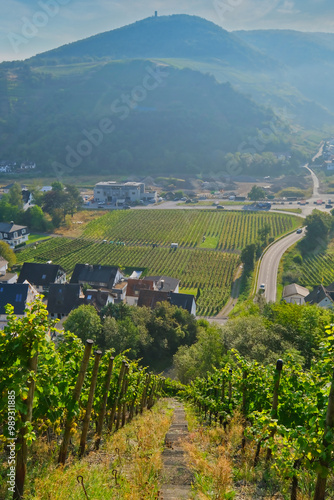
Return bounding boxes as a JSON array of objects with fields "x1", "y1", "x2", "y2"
[
  {"x1": 216, "y1": 263, "x2": 243, "y2": 318},
  {"x1": 160, "y1": 400, "x2": 193, "y2": 499}
]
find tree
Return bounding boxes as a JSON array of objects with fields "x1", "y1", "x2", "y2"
[
  {"x1": 303, "y1": 209, "x2": 332, "y2": 251},
  {"x1": 248, "y1": 185, "x2": 266, "y2": 201},
  {"x1": 0, "y1": 241, "x2": 16, "y2": 267},
  {"x1": 8, "y1": 182, "x2": 23, "y2": 209},
  {"x1": 258, "y1": 223, "x2": 271, "y2": 245},
  {"x1": 63, "y1": 305, "x2": 101, "y2": 342},
  {"x1": 23, "y1": 206, "x2": 49, "y2": 232},
  {"x1": 241, "y1": 243, "x2": 256, "y2": 271}
]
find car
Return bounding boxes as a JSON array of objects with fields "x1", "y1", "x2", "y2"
[
  {"x1": 259, "y1": 284, "x2": 266, "y2": 292},
  {"x1": 296, "y1": 228, "x2": 302, "y2": 234},
  {"x1": 216, "y1": 205, "x2": 225, "y2": 209},
  {"x1": 325, "y1": 204, "x2": 333, "y2": 209}
]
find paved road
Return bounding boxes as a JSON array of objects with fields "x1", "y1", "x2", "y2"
[{"x1": 257, "y1": 229, "x2": 305, "y2": 302}]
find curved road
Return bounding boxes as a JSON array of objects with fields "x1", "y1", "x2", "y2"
[{"x1": 257, "y1": 229, "x2": 305, "y2": 302}]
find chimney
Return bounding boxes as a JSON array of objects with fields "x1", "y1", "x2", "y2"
[
  {"x1": 155, "y1": 10, "x2": 158, "y2": 17},
  {"x1": 160, "y1": 279, "x2": 164, "y2": 290}
]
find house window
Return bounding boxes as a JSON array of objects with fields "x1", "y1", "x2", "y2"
[
  {"x1": 0, "y1": 287, "x2": 3, "y2": 292},
  {"x1": 42, "y1": 274, "x2": 47, "y2": 280},
  {"x1": 22, "y1": 229, "x2": 26, "y2": 234},
  {"x1": 87, "y1": 295, "x2": 92, "y2": 300},
  {"x1": 3, "y1": 233, "x2": 7, "y2": 238},
  {"x1": 14, "y1": 232, "x2": 18, "y2": 238},
  {"x1": 15, "y1": 294, "x2": 23, "y2": 302},
  {"x1": 0, "y1": 233, "x2": 2, "y2": 240}
]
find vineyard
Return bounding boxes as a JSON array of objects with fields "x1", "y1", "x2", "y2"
[
  {"x1": 0, "y1": 299, "x2": 164, "y2": 499},
  {"x1": 298, "y1": 250, "x2": 334, "y2": 288},
  {"x1": 182, "y1": 335, "x2": 334, "y2": 500},
  {"x1": 16, "y1": 210, "x2": 299, "y2": 316},
  {"x1": 16, "y1": 238, "x2": 239, "y2": 315},
  {"x1": 82, "y1": 210, "x2": 299, "y2": 250}
]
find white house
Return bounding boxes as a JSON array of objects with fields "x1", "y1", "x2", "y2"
[
  {"x1": 94, "y1": 181, "x2": 157, "y2": 205},
  {"x1": 0, "y1": 282, "x2": 38, "y2": 329},
  {"x1": 0, "y1": 222, "x2": 29, "y2": 248},
  {"x1": 282, "y1": 283, "x2": 310, "y2": 305}
]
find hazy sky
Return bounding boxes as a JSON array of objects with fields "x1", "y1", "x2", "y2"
[{"x1": 1, "y1": 0, "x2": 334, "y2": 62}]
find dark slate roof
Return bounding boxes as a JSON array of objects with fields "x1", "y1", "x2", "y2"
[
  {"x1": 170, "y1": 292, "x2": 196, "y2": 314},
  {"x1": 0, "y1": 283, "x2": 30, "y2": 315},
  {"x1": 18, "y1": 262, "x2": 65, "y2": 286},
  {"x1": 70, "y1": 264, "x2": 121, "y2": 288},
  {"x1": 137, "y1": 289, "x2": 169, "y2": 308},
  {"x1": 304, "y1": 285, "x2": 334, "y2": 305},
  {"x1": 47, "y1": 284, "x2": 81, "y2": 315},
  {"x1": 0, "y1": 222, "x2": 27, "y2": 234},
  {"x1": 83, "y1": 289, "x2": 114, "y2": 311},
  {"x1": 144, "y1": 275, "x2": 180, "y2": 292}
]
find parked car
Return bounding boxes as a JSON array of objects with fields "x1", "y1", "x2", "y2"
[
  {"x1": 259, "y1": 283, "x2": 266, "y2": 292},
  {"x1": 296, "y1": 228, "x2": 303, "y2": 234}
]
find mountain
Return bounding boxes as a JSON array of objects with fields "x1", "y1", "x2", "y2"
[
  {"x1": 1, "y1": 14, "x2": 333, "y2": 178},
  {"x1": 234, "y1": 29, "x2": 334, "y2": 119},
  {"x1": 0, "y1": 60, "x2": 284, "y2": 177},
  {"x1": 29, "y1": 15, "x2": 274, "y2": 70}
]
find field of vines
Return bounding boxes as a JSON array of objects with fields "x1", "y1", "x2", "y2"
[
  {"x1": 298, "y1": 250, "x2": 334, "y2": 287},
  {"x1": 82, "y1": 210, "x2": 299, "y2": 250},
  {"x1": 16, "y1": 211, "x2": 298, "y2": 315},
  {"x1": 16, "y1": 238, "x2": 239, "y2": 315},
  {"x1": 183, "y1": 337, "x2": 334, "y2": 499}
]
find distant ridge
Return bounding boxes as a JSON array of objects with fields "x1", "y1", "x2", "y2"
[{"x1": 29, "y1": 14, "x2": 273, "y2": 69}]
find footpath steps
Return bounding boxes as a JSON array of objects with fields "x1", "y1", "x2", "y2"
[{"x1": 160, "y1": 400, "x2": 193, "y2": 500}]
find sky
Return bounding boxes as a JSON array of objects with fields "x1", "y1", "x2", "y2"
[{"x1": 1, "y1": 0, "x2": 334, "y2": 63}]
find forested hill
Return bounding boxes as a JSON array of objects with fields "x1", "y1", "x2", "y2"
[
  {"x1": 0, "y1": 60, "x2": 285, "y2": 176},
  {"x1": 27, "y1": 14, "x2": 273, "y2": 70}
]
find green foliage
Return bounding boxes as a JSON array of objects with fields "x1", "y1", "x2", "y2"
[
  {"x1": 0, "y1": 241, "x2": 16, "y2": 267},
  {"x1": 63, "y1": 304, "x2": 102, "y2": 342},
  {"x1": 99, "y1": 301, "x2": 198, "y2": 369},
  {"x1": 248, "y1": 185, "x2": 266, "y2": 201},
  {"x1": 8, "y1": 182, "x2": 23, "y2": 209},
  {"x1": 302, "y1": 209, "x2": 333, "y2": 251}
]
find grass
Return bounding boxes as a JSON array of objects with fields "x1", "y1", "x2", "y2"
[
  {"x1": 182, "y1": 404, "x2": 319, "y2": 500},
  {"x1": 18, "y1": 399, "x2": 173, "y2": 500},
  {"x1": 199, "y1": 236, "x2": 219, "y2": 248},
  {"x1": 27, "y1": 233, "x2": 51, "y2": 245}
]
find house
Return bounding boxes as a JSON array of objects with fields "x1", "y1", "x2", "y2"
[
  {"x1": 94, "y1": 181, "x2": 157, "y2": 205},
  {"x1": 0, "y1": 258, "x2": 17, "y2": 284},
  {"x1": 18, "y1": 263, "x2": 66, "y2": 292},
  {"x1": 144, "y1": 275, "x2": 180, "y2": 293},
  {"x1": 0, "y1": 282, "x2": 38, "y2": 329},
  {"x1": 126, "y1": 278, "x2": 155, "y2": 306},
  {"x1": 2, "y1": 183, "x2": 25, "y2": 194},
  {"x1": 305, "y1": 283, "x2": 334, "y2": 309},
  {"x1": 47, "y1": 284, "x2": 83, "y2": 320},
  {"x1": 70, "y1": 264, "x2": 123, "y2": 289},
  {"x1": 137, "y1": 289, "x2": 196, "y2": 315},
  {"x1": 170, "y1": 292, "x2": 196, "y2": 316},
  {"x1": 0, "y1": 257, "x2": 8, "y2": 276},
  {"x1": 282, "y1": 283, "x2": 310, "y2": 305},
  {"x1": 83, "y1": 288, "x2": 115, "y2": 312},
  {"x1": 0, "y1": 222, "x2": 29, "y2": 248}
]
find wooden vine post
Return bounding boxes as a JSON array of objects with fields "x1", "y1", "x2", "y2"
[
  {"x1": 266, "y1": 359, "x2": 283, "y2": 462},
  {"x1": 79, "y1": 350, "x2": 102, "y2": 457},
  {"x1": 14, "y1": 353, "x2": 38, "y2": 500},
  {"x1": 115, "y1": 364, "x2": 129, "y2": 430},
  {"x1": 313, "y1": 368, "x2": 334, "y2": 500},
  {"x1": 58, "y1": 339, "x2": 94, "y2": 465},
  {"x1": 109, "y1": 359, "x2": 127, "y2": 431},
  {"x1": 95, "y1": 356, "x2": 114, "y2": 450}
]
